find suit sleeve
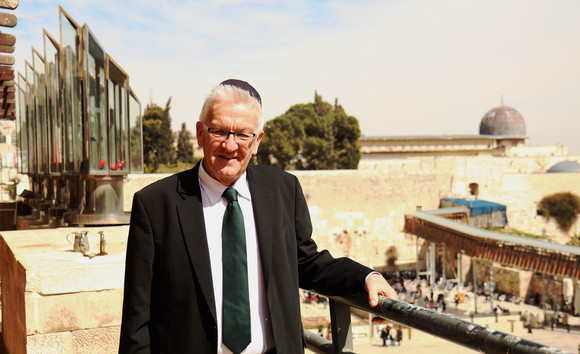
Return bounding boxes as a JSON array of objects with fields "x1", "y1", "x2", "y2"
[
  {"x1": 119, "y1": 193, "x2": 155, "y2": 353},
  {"x1": 292, "y1": 175, "x2": 373, "y2": 295}
]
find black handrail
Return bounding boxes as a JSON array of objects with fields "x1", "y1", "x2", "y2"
[{"x1": 303, "y1": 292, "x2": 568, "y2": 354}]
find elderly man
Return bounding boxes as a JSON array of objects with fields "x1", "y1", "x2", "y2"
[{"x1": 119, "y1": 79, "x2": 397, "y2": 354}]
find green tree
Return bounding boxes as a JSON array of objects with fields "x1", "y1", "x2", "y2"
[
  {"x1": 257, "y1": 92, "x2": 361, "y2": 170},
  {"x1": 158, "y1": 97, "x2": 176, "y2": 164},
  {"x1": 176, "y1": 122, "x2": 195, "y2": 164},
  {"x1": 142, "y1": 98, "x2": 175, "y2": 172},
  {"x1": 142, "y1": 105, "x2": 163, "y2": 172},
  {"x1": 567, "y1": 234, "x2": 580, "y2": 246},
  {"x1": 538, "y1": 192, "x2": 580, "y2": 233},
  {"x1": 332, "y1": 102, "x2": 362, "y2": 169}
]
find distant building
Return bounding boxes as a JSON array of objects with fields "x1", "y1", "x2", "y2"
[
  {"x1": 0, "y1": 120, "x2": 18, "y2": 199},
  {"x1": 360, "y1": 105, "x2": 567, "y2": 161},
  {"x1": 355, "y1": 103, "x2": 579, "y2": 243},
  {"x1": 547, "y1": 160, "x2": 580, "y2": 173}
]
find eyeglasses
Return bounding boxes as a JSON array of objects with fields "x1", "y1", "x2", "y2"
[{"x1": 201, "y1": 122, "x2": 257, "y2": 143}]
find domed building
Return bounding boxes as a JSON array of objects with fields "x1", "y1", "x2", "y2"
[
  {"x1": 479, "y1": 105, "x2": 526, "y2": 136},
  {"x1": 360, "y1": 104, "x2": 532, "y2": 158},
  {"x1": 547, "y1": 160, "x2": 580, "y2": 173}
]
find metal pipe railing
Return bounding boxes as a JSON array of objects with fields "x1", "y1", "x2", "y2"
[
  {"x1": 303, "y1": 328, "x2": 354, "y2": 354},
  {"x1": 303, "y1": 292, "x2": 568, "y2": 354}
]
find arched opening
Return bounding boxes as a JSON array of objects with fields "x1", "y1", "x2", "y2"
[{"x1": 469, "y1": 182, "x2": 479, "y2": 198}]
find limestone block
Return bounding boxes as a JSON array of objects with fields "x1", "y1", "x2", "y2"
[
  {"x1": 502, "y1": 174, "x2": 529, "y2": 191},
  {"x1": 26, "y1": 331, "x2": 73, "y2": 353},
  {"x1": 26, "y1": 257, "x2": 126, "y2": 295},
  {"x1": 123, "y1": 174, "x2": 171, "y2": 213},
  {"x1": 0, "y1": 232, "x2": 27, "y2": 354},
  {"x1": 459, "y1": 256, "x2": 472, "y2": 284},
  {"x1": 26, "y1": 326, "x2": 120, "y2": 354},
  {"x1": 71, "y1": 326, "x2": 120, "y2": 354},
  {"x1": 1, "y1": 227, "x2": 129, "y2": 353},
  {"x1": 25, "y1": 288, "x2": 124, "y2": 335},
  {"x1": 519, "y1": 271, "x2": 533, "y2": 298}
]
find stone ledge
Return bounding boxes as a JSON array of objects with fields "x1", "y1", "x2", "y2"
[
  {"x1": 25, "y1": 289, "x2": 123, "y2": 335},
  {"x1": 26, "y1": 326, "x2": 120, "y2": 354},
  {"x1": 0, "y1": 226, "x2": 129, "y2": 353},
  {"x1": 1, "y1": 226, "x2": 128, "y2": 294}
]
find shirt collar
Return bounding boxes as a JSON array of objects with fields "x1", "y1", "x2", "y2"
[{"x1": 198, "y1": 159, "x2": 252, "y2": 205}]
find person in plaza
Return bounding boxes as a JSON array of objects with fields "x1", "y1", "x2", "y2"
[
  {"x1": 380, "y1": 326, "x2": 389, "y2": 347},
  {"x1": 396, "y1": 326, "x2": 403, "y2": 346},
  {"x1": 119, "y1": 79, "x2": 398, "y2": 353},
  {"x1": 524, "y1": 310, "x2": 532, "y2": 333},
  {"x1": 563, "y1": 313, "x2": 570, "y2": 333}
]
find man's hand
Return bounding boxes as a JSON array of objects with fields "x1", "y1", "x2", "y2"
[{"x1": 365, "y1": 273, "x2": 398, "y2": 307}]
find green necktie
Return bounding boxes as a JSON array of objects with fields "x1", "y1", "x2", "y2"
[{"x1": 222, "y1": 187, "x2": 251, "y2": 354}]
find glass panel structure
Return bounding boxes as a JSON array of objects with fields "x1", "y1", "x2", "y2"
[
  {"x1": 17, "y1": 74, "x2": 28, "y2": 174},
  {"x1": 129, "y1": 90, "x2": 143, "y2": 173},
  {"x1": 25, "y1": 62, "x2": 37, "y2": 173},
  {"x1": 60, "y1": 9, "x2": 83, "y2": 172},
  {"x1": 84, "y1": 26, "x2": 107, "y2": 174},
  {"x1": 107, "y1": 57, "x2": 129, "y2": 174},
  {"x1": 15, "y1": 78, "x2": 21, "y2": 171},
  {"x1": 19, "y1": 8, "x2": 144, "y2": 181},
  {"x1": 33, "y1": 49, "x2": 48, "y2": 174},
  {"x1": 44, "y1": 31, "x2": 62, "y2": 174},
  {"x1": 15, "y1": 6, "x2": 144, "y2": 226}
]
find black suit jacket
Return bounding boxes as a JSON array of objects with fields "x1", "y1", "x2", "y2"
[{"x1": 119, "y1": 163, "x2": 373, "y2": 353}]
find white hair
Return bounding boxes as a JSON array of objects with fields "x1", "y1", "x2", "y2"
[{"x1": 198, "y1": 84, "x2": 264, "y2": 130}]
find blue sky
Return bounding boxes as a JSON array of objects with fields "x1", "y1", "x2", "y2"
[{"x1": 12, "y1": 0, "x2": 580, "y2": 154}]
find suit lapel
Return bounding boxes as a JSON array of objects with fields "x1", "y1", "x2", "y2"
[
  {"x1": 176, "y1": 164, "x2": 217, "y2": 323},
  {"x1": 247, "y1": 166, "x2": 274, "y2": 289},
  {"x1": 175, "y1": 164, "x2": 275, "y2": 323}
]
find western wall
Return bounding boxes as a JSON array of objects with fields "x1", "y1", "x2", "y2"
[
  {"x1": 121, "y1": 103, "x2": 580, "y2": 302},
  {"x1": 124, "y1": 151, "x2": 580, "y2": 275}
]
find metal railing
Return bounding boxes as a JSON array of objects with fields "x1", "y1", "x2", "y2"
[{"x1": 304, "y1": 292, "x2": 568, "y2": 354}]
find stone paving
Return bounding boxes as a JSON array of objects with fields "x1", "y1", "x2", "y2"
[
  {"x1": 301, "y1": 294, "x2": 580, "y2": 353},
  {"x1": 348, "y1": 327, "x2": 579, "y2": 353}
]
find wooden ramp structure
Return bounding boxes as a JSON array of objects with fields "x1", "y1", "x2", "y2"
[{"x1": 404, "y1": 210, "x2": 580, "y2": 279}]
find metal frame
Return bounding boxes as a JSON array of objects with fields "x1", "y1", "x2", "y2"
[{"x1": 16, "y1": 7, "x2": 143, "y2": 227}]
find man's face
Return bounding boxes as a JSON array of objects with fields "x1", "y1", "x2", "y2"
[{"x1": 197, "y1": 99, "x2": 263, "y2": 186}]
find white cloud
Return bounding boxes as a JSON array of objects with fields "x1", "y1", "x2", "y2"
[{"x1": 12, "y1": 0, "x2": 580, "y2": 153}]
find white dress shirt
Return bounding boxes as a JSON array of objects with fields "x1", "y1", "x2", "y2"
[{"x1": 198, "y1": 162, "x2": 275, "y2": 354}]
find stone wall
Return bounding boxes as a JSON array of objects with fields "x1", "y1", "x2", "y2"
[
  {"x1": 460, "y1": 257, "x2": 567, "y2": 305},
  {"x1": 0, "y1": 226, "x2": 128, "y2": 353},
  {"x1": 526, "y1": 274, "x2": 565, "y2": 307},
  {"x1": 123, "y1": 173, "x2": 172, "y2": 213},
  {"x1": 123, "y1": 154, "x2": 580, "y2": 268},
  {"x1": 292, "y1": 168, "x2": 454, "y2": 266},
  {"x1": 318, "y1": 155, "x2": 579, "y2": 261},
  {"x1": 472, "y1": 261, "x2": 531, "y2": 298},
  {"x1": 505, "y1": 145, "x2": 568, "y2": 157},
  {"x1": 0, "y1": 231, "x2": 26, "y2": 353}
]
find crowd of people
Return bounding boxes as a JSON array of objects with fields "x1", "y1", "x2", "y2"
[
  {"x1": 301, "y1": 268, "x2": 578, "y2": 350},
  {"x1": 379, "y1": 325, "x2": 403, "y2": 347},
  {"x1": 380, "y1": 271, "x2": 451, "y2": 313}
]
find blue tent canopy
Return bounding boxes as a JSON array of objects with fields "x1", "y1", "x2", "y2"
[{"x1": 442, "y1": 198, "x2": 507, "y2": 220}]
